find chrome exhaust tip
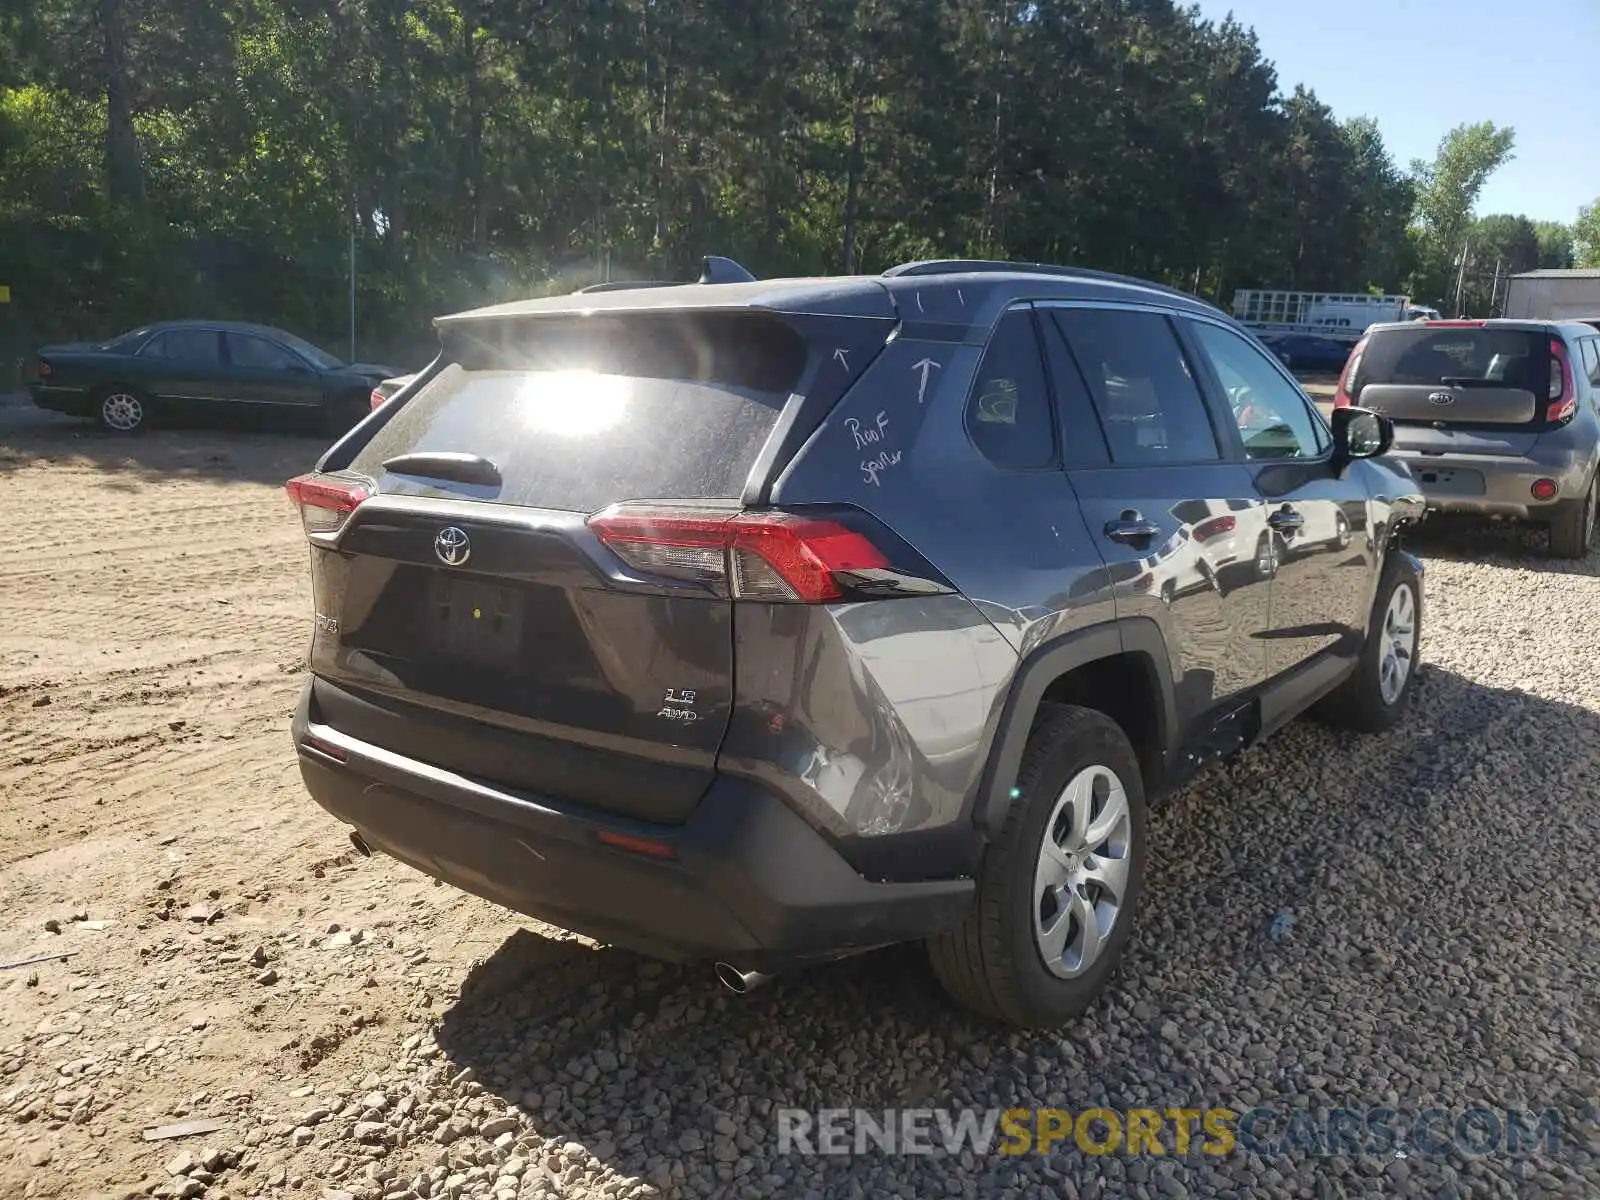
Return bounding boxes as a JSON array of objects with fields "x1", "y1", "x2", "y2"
[
  {"x1": 349, "y1": 830, "x2": 373, "y2": 858},
  {"x1": 714, "y1": 962, "x2": 772, "y2": 995}
]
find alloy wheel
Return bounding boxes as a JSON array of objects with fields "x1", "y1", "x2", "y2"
[
  {"x1": 1033, "y1": 765, "x2": 1132, "y2": 980},
  {"x1": 101, "y1": 392, "x2": 143, "y2": 431},
  {"x1": 1378, "y1": 582, "x2": 1417, "y2": 705}
]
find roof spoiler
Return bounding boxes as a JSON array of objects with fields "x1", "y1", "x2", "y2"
[{"x1": 574, "y1": 255, "x2": 757, "y2": 295}]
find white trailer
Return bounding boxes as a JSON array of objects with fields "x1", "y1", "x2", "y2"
[
  {"x1": 1502, "y1": 270, "x2": 1600, "y2": 321},
  {"x1": 1231, "y1": 290, "x2": 1438, "y2": 340}
]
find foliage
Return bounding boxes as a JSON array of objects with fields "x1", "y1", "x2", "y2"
[
  {"x1": 0, "y1": 0, "x2": 1564, "y2": 371},
  {"x1": 1573, "y1": 200, "x2": 1600, "y2": 270}
]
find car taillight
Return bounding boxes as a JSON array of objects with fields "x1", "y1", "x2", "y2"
[
  {"x1": 36, "y1": 359, "x2": 53, "y2": 380},
  {"x1": 369, "y1": 387, "x2": 385, "y2": 412},
  {"x1": 1333, "y1": 335, "x2": 1367, "y2": 408},
  {"x1": 1193, "y1": 514, "x2": 1237, "y2": 541},
  {"x1": 1547, "y1": 339, "x2": 1576, "y2": 425},
  {"x1": 587, "y1": 505, "x2": 890, "y2": 603},
  {"x1": 285, "y1": 473, "x2": 369, "y2": 536}
]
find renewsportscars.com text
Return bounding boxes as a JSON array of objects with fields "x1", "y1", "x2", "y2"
[{"x1": 776, "y1": 1107, "x2": 1567, "y2": 1159}]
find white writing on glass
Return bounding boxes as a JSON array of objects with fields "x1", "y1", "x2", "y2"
[
  {"x1": 845, "y1": 411, "x2": 891, "y2": 449},
  {"x1": 911, "y1": 357, "x2": 941, "y2": 405}
]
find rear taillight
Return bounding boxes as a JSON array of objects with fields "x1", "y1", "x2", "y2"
[
  {"x1": 1333, "y1": 335, "x2": 1367, "y2": 408},
  {"x1": 36, "y1": 359, "x2": 53, "y2": 380},
  {"x1": 587, "y1": 506, "x2": 890, "y2": 603},
  {"x1": 285, "y1": 473, "x2": 369, "y2": 536},
  {"x1": 1193, "y1": 514, "x2": 1237, "y2": 541},
  {"x1": 369, "y1": 387, "x2": 385, "y2": 412},
  {"x1": 1548, "y1": 339, "x2": 1576, "y2": 425}
]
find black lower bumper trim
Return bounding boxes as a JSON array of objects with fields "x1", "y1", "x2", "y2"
[{"x1": 292, "y1": 682, "x2": 973, "y2": 971}]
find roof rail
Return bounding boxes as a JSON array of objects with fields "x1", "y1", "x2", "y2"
[
  {"x1": 574, "y1": 280, "x2": 681, "y2": 294},
  {"x1": 883, "y1": 258, "x2": 1203, "y2": 303}
]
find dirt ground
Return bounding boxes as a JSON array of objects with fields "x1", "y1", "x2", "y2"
[
  {"x1": 8, "y1": 386, "x2": 1592, "y2": 1200},
  {"x1": 0, "y1": 410, "x2": 589, "y2": 1198}
]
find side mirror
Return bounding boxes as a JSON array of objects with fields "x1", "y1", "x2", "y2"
[{"x1": 1331, "y1": 405, "x2": 1392, "y2": 468}]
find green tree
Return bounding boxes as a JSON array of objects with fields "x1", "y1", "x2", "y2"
[
  {"x1": 1573, "y1": 200, "x2": 1600, "y2": 268},
  {"x1": 1533, "y1": 220, "x2": 1574, "y2": 269},
  {"x1": 1408, "y1": 120, "x2": 1517, "y2": 309}
]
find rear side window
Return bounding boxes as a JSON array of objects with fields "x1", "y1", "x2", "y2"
[
  {"x1": 351, "y1": 313, "x2": 806, "y2": 513},
  {"x1": 964, "y1": 310, "x2": 1056, "y2": 470},
  {"x1": 1353, "y1": 327, "x2": 1548, "y2": 397},
  {"x1": 1580, "y1": 339, "x2": 1600, "y2": 388},
  {"x1": 142, "y1": 330, "x2": 221, "y2": 364},
  {"x1": 1050, "y1": 309, "x2": 1219, "y2": 464}
]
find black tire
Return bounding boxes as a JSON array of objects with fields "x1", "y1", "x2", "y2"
[
  {"x1": 1547, "y1": 476, "x2": 1595, "y2": 560},
  {"x1": 927, "y1": 704, "x2": 1147, "y2": 1028},
  {"x1": 323, "y1": 392, "x2": 369, "y2": 438},
  {"x1": 93, "y1": 384, "x2": 148, "y2": 433},
  {"x1": 1312, "y1": 554, "x2": 1422, "y2": 733}
]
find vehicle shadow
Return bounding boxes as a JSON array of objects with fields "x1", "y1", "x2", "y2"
[
  {"x1": 0, "y1": 404, "x2": 332, "y2": 486},
  {"x1": 1406, "y1": 514, "x2": 1600, "y2": 577},
  {"x1": 427, "y1": 662, "x2": 1600, "y2": 1195}
]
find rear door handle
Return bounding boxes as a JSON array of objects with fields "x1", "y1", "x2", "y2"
[
  {"x1": 1104, "y1": 513, "x2": 1162, "y2": 545},
  {"x1": 1268, "y1": 508, "x2": 1305, "y2": 532}
]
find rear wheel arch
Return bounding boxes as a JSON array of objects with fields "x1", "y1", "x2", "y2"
[{"x1": 973, "y1": 620, "x2": 1176, "y2": 839}]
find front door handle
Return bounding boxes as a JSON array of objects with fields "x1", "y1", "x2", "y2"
[
  {"x1": 1267, "y1": 507, "x2": 1305, "y2": 533},
  {"x1": 1104, "y1": 512, "x2": 1162, "y2": 545}
]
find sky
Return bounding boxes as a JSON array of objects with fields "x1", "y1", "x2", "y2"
[{"x1": 1191, "y1": 0, "x2": 1599, "y2": 225}]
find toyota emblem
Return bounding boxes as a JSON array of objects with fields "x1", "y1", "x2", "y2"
[
  {"x1": 434, "y1": 526, "x2": 471, "y2": 567},
  {"x1": 1427, "y1": 391, "x2": 1456, "y2": 407}
]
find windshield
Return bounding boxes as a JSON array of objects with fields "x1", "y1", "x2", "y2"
[{"x1": 1354, "y1": 327, "x2": 1548, "y2": 394}]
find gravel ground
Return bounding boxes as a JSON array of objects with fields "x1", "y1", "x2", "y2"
[{"x1": 1, "y1": 418, "x2": 1597, "y2": 1199}]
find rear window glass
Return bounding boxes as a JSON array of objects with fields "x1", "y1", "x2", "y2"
[
  {"x1": 351, "y1": 313, "x2": 805, "y2": 513},
  {"x1": 1354, "y1": 328, "x2": 1548, "y2": 396}
]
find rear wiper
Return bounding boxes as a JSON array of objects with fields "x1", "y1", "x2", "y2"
[
  {"x1": 380, "y1": 451, "x2": 502, "y2": 487},
  {"x1": 1438, "y1": 377, "x2": 1504, "y2": 388}
]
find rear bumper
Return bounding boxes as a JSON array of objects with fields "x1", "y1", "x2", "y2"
[
  {"x1": 292, "y1": 682, "x2": 973, "y2": 971},
  {"x1": 1390, "y1": 450, "x2": 1585, "y2": 520}
]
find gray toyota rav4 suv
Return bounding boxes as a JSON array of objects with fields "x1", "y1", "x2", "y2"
[
  {"x1": 1336, "y1": 318, "x2": 1600, "y2": 556},
  {"x1": 288, "y1": 259, "x2": 1425, "y2": 1027}
]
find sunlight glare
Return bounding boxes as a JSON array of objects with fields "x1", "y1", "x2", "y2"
[{"x1": 514, "y1": 369, "x2": 629, "y2": 437}]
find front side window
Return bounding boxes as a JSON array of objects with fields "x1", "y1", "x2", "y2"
[
  {"x1": 1050, "y1": 308, "x2": 1219, "y2": 465},
  {"x1": 228, "y1": 333, "x2": 303, "y2": 371},
  {"x1": 149, "y1": 330, "x2": 221, "y2": 365},
  {"x1": 1190, "y1": 321, "x2": 1328, "y2": 460}
]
